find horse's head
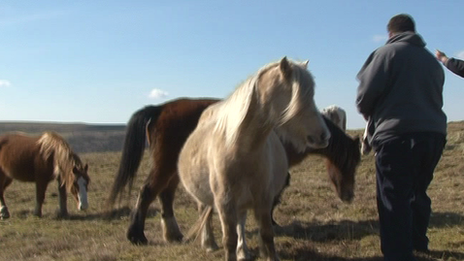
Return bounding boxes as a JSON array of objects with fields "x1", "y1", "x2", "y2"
[
  {"x1": 265, "y1": 57, "x2": 331, "y2": 152},
  {"x1": 70, "y1": 163, "x2": 90, "y2": 211},
  {"x1": 326, "y1": 135, "x2": 361, "y2": 203}
]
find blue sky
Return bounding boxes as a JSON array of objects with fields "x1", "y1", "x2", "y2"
[{"x1": 1, "y1": 1, "x2": 463, "y2": 129}]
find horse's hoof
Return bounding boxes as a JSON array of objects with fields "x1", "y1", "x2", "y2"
[
  {"x1": 161, "y1": 217, "x2": 184, "y2": 243},
  {"x1": 205, "y1": 246, "x2": 219, "y2": 253},
  {"x1": 127, "y1": 231, "x2": 148, "y2": 245},
  {"x1": 128, "y1": 236, "x2": 148, "y2": 245},
  {"x1": 163, "y1": 229, "x2": 184, "y2": 243},
  {"x1": 55, "y1": 209, "x2": 69, "y2": 219},
  {"x1": 0, "y1": 207, "x2": 10, "y2": 219},
  {"x1": 237, "y1": 252, "x2": 252, "y2": 261},
  {"x1": 165, "y1": 233, "x2": 184, "y2": 243},
  {"x1": 204, "y1": 242, "x2": 219, "y2": 252}
]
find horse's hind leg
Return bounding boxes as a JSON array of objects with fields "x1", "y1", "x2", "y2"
[
  {"x1": 159, "y1": 174, "x2": 184, "y2": 242},
  {"x1": 0, "y1": 172, "x2": 12, "y2": 219},
  {"x1": 127, "y1": 182, "x2": 157, "y2": 244},
  {"x1": 199, "y1": 203, "x2": 218, "y2": 252},
  {"x1": 127, "y1": 166, "x2": 173, "y2": 244}
]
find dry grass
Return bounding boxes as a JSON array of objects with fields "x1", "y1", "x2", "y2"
[{"x1": 1, "y1": 123, "x2": 463, "y2": 261}]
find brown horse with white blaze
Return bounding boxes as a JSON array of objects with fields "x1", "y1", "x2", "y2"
[{"x1": 0, "y1": 131, "x2": 90, "y2": 218}]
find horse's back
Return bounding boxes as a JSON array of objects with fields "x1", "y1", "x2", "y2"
[
  {"x1": 0, "y1": 133, "x2": 44, "y2": 182},
  {"x1": 147, "y1": 98, "x2": 219, "y2": 148}
]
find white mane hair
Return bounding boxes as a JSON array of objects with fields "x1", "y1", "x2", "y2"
[
  {"x1": 279, "y1": 60, "x2": 314, "y2": 125},
  {"x1": 213, "y1": 58, "x2": 315, "y2": 148}
]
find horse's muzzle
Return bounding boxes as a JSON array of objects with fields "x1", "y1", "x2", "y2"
[
  {"x1": 340, "y1": 191, "x2": 354, "y2": 203},
  {"x1": 307, "y1": 132, "x2": 330, "y2": 149}
]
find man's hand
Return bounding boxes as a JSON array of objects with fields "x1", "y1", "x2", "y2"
[{"x1": 435, "y1": 49, "x2": 449, "y2": 64}]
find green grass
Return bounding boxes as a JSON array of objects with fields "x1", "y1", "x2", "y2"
[{"x1": 0, "y1": 123, "x2": 463, "y2": 261}]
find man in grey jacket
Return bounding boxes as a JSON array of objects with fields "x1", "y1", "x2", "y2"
[{"x1": 356, "y1": 14, "x2": 447, "y2": 261}]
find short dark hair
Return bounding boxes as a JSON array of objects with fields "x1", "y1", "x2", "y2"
[{"x1": 387, "y1": 14, "x2": 416, "y2": 33}]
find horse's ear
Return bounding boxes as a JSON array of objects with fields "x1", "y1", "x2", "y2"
[
  {"x1": 302, "y1": 60, "x2": 309, "y2": 68},
  {"x1": 84, "y1": 164, "x2": 88, "y2": 172},
  {"x1": 279, "y1": 56, "x2": 292, "y2": 79}
]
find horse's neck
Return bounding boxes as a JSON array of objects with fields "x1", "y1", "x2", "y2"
[{"x1": 233, "y1": 91, "x2": 277, "y2": 150}]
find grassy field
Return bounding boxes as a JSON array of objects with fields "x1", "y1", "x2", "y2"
[{"x1": 0, "y1": 123, "x2": 463, "y2": 261}]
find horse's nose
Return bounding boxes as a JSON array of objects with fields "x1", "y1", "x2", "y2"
[
  {"x1": 341, "y1": 190, "x2": 354, "y2": 203},
  {"x1": 307, "y1": 131, "x2": 330, "y2": 149},
  {"x1": 307, "y1": 136, "x2": 315, "y2": 144},
  {"x1": 320, "y1": 132, "x2": 330, "y2": 142}
]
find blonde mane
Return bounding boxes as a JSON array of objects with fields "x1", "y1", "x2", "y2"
[
  {"x1": 213, "y1": 59, "x2": 315, "y2": 148},
  {"x1": 280, "y1": 62, "x2": 315, "y2": 124},
  {"x1": 37, "y1": 131, "x2": 81, "y2": 193}
]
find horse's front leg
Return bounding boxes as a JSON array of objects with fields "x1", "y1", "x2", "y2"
[
  {"x1": 237, "y1": 210, "x2": 251, "y2": 261},
  {"x1": 159, "y1": 174, "x2": 184, "y2": 242},
  {"x1": 216, "y1": 199, "x2": 238, "y2": 261},
  {"x1": 254, "y1": 204, "x2": 280, "y2": 261},
  {"x1": 127, "y1": 182, "x2": 157, "y2": 245},
  {"x1": 34, "y1": 180, "x2": 49, "y2": 217},
  {"x1": 57, "y1": 176, "x2": 69, "y2": 218}
]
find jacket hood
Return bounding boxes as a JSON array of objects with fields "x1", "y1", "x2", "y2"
[{"x1": 386, "y1": 32, "x2": 426, "y2": 47}]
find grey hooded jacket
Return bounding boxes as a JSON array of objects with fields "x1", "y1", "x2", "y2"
[{"x1": 356, "y1": 32, "x2": 447, "y2": 147}]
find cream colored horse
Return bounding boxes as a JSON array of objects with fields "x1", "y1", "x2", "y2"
[
  {"x1": 178, "y1": 57, "x2": 330, "y2": 261},
  {"x1": 321, "y1": 105, "x2": 347, "y2": 131}
]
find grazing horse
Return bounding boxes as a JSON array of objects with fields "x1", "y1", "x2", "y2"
[
  {"x1": 0, "y1": 132, "x2": 90, "y2": 218},
  {"x1": 321, "y1": 105, "x2": 347, "y2": 131},
  {"x1": 177, "y1": 57, "x2": 330, "y2": 261},
  {"x1": 320, "y1": 105, "x2": 351, "y2": 192},
  {"x1": 107, "y1": 99, "x2": 361, "y2": 247}
]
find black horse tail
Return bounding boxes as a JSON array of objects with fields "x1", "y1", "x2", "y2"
[{"x1": 107, "y1": 105, "x2": 164, "y2": 210}]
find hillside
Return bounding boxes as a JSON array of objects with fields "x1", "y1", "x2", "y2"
[{"x1": 0, "y1": 121, "x2": 126, "y2": 153}]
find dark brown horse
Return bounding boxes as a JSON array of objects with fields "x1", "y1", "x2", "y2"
[
  {"x1": 107, "y1": 98, "x2": 361, "y2": 245},
  {"x1": 0, "y1": 131, "x2": 90, "y2": 218}
]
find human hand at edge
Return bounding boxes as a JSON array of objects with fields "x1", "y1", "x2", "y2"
[{"x1": 435, "y1": 49, "x2": 449, "y2": 64}]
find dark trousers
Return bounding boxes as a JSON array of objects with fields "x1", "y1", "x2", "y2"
[{"x1": 374, "y1": 132, "x2": 446, "y2": 261}]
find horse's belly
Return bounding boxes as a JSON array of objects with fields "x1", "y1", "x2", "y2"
[
  {"x1": 178, "y1": 140, "x2": 215, "y2": 205},
  {"x1": 0, "y1": 156, "x2": 37, "y2": 182},
  {"x1": 180, "y1": 168, "x2": 214, "y2": 205}
]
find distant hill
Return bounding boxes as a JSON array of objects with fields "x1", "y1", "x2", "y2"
[
  {"x1": 0, "y1": 121, "x2": 126, "y2": 153},
  {"x1": 2, "y1": 120, "x2": 462, "y2": 154}
]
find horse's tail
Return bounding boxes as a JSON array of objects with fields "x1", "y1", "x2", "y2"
[
  {"x1": 107, "y1": 105, "x2": 164, "y2": 210},
  {"x1": 185, "y1": 206, "x2": 214, "y2": 243}
]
